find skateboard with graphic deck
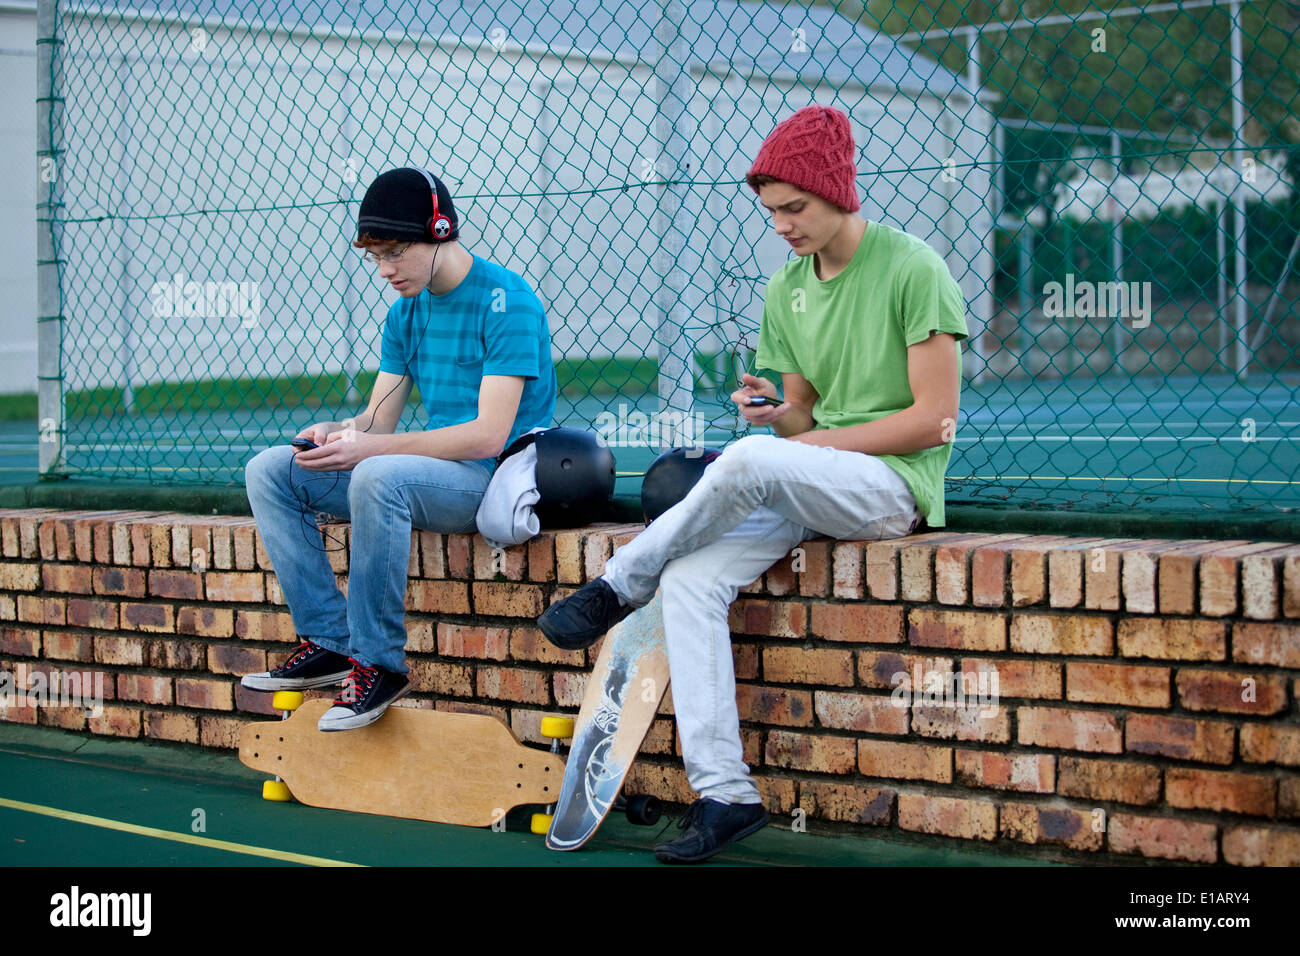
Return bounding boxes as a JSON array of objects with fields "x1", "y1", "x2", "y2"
[
  {"x1": 546, "y1": 591, "x2": 670, "y2": 850},
  {"x1": 238, "y1": 697, "x2": 564, "y2": 827}
]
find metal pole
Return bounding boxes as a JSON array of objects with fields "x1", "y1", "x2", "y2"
[
  {"x1": 652, "y1": 0, "x2": 694, "y2": 445},
  {"x1": 336, "y1": 68, "x2": 361, "y2": 406},
  {"x1": 113, "y1": 57, "x2": 138, "y2": 415},
  {"x1": 1110, "y1": 129, "x2": 1123, "y2": 362},
  {"x1": 36, "y1": 0, "x2": 62, "y2": 475},
  {"x1": 1230, "y1": 0, "x2": 1248, "y2": 378},
  {"x1": 1216, "y1": 195, "x2": 1228, "y2": 360}
]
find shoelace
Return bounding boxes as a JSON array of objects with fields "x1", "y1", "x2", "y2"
[
  {"x1": 335, "y1": 659, "x2": 379, "y2": 707},
  {"x1": 277, "y1": 640, "x2": 317, "y2": 671},
  {"x1": 674, "y1": 800, "x2": 706, "y2": 831}
]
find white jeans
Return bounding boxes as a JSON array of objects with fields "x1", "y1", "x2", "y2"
[{"x1": 602, "y1": 434, "x2": 919, "y2": 804}]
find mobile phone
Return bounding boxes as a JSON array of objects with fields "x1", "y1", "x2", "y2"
[
  {"x1": 746, "y1": 396, "x2": 783, "y2": 407},
  {"x1": 290, "y1": 438, "x2": 319, "y2": 451}
]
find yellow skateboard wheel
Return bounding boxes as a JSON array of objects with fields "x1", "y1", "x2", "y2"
[
  {"x1": 262, "y1": 779, "x2": 292, "y2": 802},
  {"x1": 540, "y1": 716, "x2": 575, "y2": 740},
  {"x1": 271, "y1": 691, "x2": 304, "y2": 712},
  {"x1": 530, "y1": 812, "x2": 553, "y2": 835}
]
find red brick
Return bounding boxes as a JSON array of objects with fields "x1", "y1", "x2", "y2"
[
  {"x1": 764, "y1": 551, "x2": 797, "y2": 596},
  {"x1": 765, "y1": 729, "x2": 856, "y2": 773},
  {"x1": 1048, "y1": 538, "x2": 1111, "y2": 608},
  {"x1": 526, "y1": 535, "x2": 555, "y2": 582},
  {"x1": 1222, "y1": 826, "x2": 1300, "y2": 866},
  {"x1": 729, "y1": 600, "x2": 806, "y2": 638},
  {"x1": 1117, "y1": 617, "x2": 1226, "y2": 661},
  {"x1": 1201, "y1": 542, "x2": 1289, "y2": 617},
  {"x1": 907, "y1": 608, "x2": 1005, "y2": 652},
  {"x1": 831, "y1": 541, "x2": 865, "y2": 599},
  {"x1": 1239, "y1": 724, "x2": 1300, "y2": 766},
  {"x1": 0, "y1": 627, "x2": 40, "y2": 657},
  {"x1": 509, "y1": 626, "x2": 586, "y2": 666},
  {"x1": 809, "y1": 603, "x2": 903, "y2": 644},
  {"x1": 65, "y1": 598, "x2": 119, "y2": 630},
  {"x1": 1175, "y1": 669, "x2": 1288, "y2": 715},
  {"x1": 116, "y1": 674, "x2": 172, "y2": 705},
  {"x1": 175, "y1": 677, "x2": 234, "y2": 711},
  {"x1": 762, "y1": 646, "x2": 853, "y2": 686},
  {"x1": 145, "y1": 638, "x2": 208, "y2": 671},
  {"x1": 92, "y1": 566, "x2": 147, "y2": 598},
  {"x1": 435, "y1": 699, "x2": 508, "y2": 722},
  {"x1": 955, "y1": 749, "x2": 1054, "y2": 792},
  {"x1": 552, "y1": 670, "x2": 587, "y2": 708},
  {"x1": 960, "y1": 658, "x2": 1061, "y2": 700},
  {"x1": 897, "y1": 793, "x2": 997, "y2": 840},
  {"x1": 476, "y1": 665, "x2": 550, "y2": 704},
  {"x1": 1082, "y1": 539, "x2": 1149, "y2": 611},
  {"x1": 395, "y1": 661, "x2": 465, "y2": 701},
  {"x1": 794, "y1": 539, "x2": 831, "y2": 597},
  {"x1": 1166, "y1": 767, "x2": 1276, "y2": 816},
  {"x1": 1282, "y1": 778, "x2": 1300, "y2": 819},
  {"x1": 199, "y1": 715, "x2": 247, "y2": 749},
  {"x1": 797, "y1": 780, "x2": 895, "y2": 825},
  {"x1": 1154, "y1": 541, "x2": 1223, "y2": 615},
  {"x1": 552, "y1": 531, "x2": 586, "y2": 584},
  {"x1": 864, "y1": 538, "x2": 913, "y2": 600},
  {"x1": 143, "y1": 711, "x2": 200, "y2": 744},
  {"x1": 1066, "y1": 661, "x2": 1170, "y2": 708},
  {"x1": 624, "y1": 761, "x2": 695, "y2": 806},
  {"x1": 1057, "y1": 755, "x2": 1160, "y2": 804},
  {"x1": 733, "y1": 642, "x2": 760, "y2": 680},
  {"x1": 899, "y1": 534, "x2": 970, "y2": 602},
  {"x1": 1010, "y1": 537, "x2": 1075, "y2": 607},
  {"x1": 1108, "y1": 813, "x2": 1218, "y2": 862},
  {"x1": 41, "y1": 564, "x2": 93, "y2": 594},
  {"x1": 148, "y1": 569, "x2": 203, "y2": 600},
  {"x1": 735, "y1": 684, "x2": 813, "y2": 727},
  {"x1": 234, "y1": 610, "x2": 297, "y2": 643},
  {"x1": 204, "y1": 572, "x2": 265, "y2": 603},
  {"x1": 120, "y1": 602, "x2": 174, "y2": 633},
  {"x1": 177, "y1": 606, "x2": 234, "y2": 638},
  {"x1": 208, "y1": 645, "x2": 267, "y2": 676},
  {"x1": 38, "y1": 706, "x2": 88, "y2": 732},
  {"x1": 472, "y1": 582, "x2": 544, "y2": 618},
  {"x1": 1125, "y1": 713, "x2": 1235, "y2": 765},
  {"x1": 1121, "y1": 540, "x2": 1204, "y2": 614},
  {"x1": 1231, "y1": 621, "x2": 1300, "y2": 668},
  {"x1": 94, "y1": 635, "x2": 145, "y2": 666},
  {"x1": 857, "y1": 650, "x2": 953, "y2": 690},
  {"x1": 0, "y1": 563, "x2": 40, "y2": 591},
  {"x1": 1000, "y1": 802, "x2": 1103, "y2": 851},
  {"x1": 17, "y1": 595, "x2": 65, "y2": 625},
  {"x1": 129, "y1": 521, "x2": 152, "y2": 566},
  {"x1": 406, "y1": 580, "x2": 471, "y2": 614},
  {"x1": 861, "y1": 740, "x2": 952, "y2": 782},
  {"x1": 473, "y1": 535, "x2": 526, "y2": 582},
  {"x1": 1017, "y1": 705, "x2": 1122, "y2": 753},
  {"x1": 935, "y1": 534, "x2": 1027, "y2": 605},
  {"x1": 41, "y1": 630, "x2": 94, "y2": 662},
  {"x1": 971, "y1": 540, "x2": 1019, "y2": 607},
  {"x1": 814, "y1": 690, "x2": 910, "y2": 734},
  {"x1": 88, "y1": 704, "x2": 142, "y2": 739},
  {"x1": 1010, "y1": 613, "x2": 1111, "y2": 655},
  {"x1": 1285, "y1": 555, "x2": 1300, "y2": 618},
  {"x1": 437, "y1": 623, "x2": 510, "y2": 660},
  {"x1": 0, "y1": 595, "x2": 12, "y2": 620},
  {"x1": 911, "y1": 699, "x2": 1010, "y2": 743}
]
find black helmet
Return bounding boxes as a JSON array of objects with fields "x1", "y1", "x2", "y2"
[
  {"x1": 640, "y1": 447, "x2": 721, "y2": 523},
  {"x1": 532, "y1": 428, "x2": 616, "y2": 528}
]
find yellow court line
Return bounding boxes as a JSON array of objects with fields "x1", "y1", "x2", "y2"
[{"x1": 0, "y1": 796, "x2": 364, "y2": 867}]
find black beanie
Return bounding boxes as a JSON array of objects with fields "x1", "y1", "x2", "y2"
[{"x1": 356, "y1": 168, "x2": 460, "y2": 243}]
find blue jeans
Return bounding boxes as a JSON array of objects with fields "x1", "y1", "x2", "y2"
[
  {"x1": 602, "y1": 434, "x2": 920, "y2": 804},
  {"x1": 244, "y1": 445, "x2": 493, "y2": 674}
]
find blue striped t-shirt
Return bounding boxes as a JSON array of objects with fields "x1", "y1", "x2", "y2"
[{"x1": 378, "y1": 255, "x2": 557, "y2": 470}]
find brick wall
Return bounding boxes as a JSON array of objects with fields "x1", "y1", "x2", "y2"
[{"x1": 1, "y1": 507, "x2": 1297, "y2": 865}]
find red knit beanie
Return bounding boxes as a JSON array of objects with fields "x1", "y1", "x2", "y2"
[{"x1": 745, "y1": 105, "x2": 860, "y2": 213}]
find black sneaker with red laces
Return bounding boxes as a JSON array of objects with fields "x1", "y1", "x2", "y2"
[
  {"x1": 239, "y1": 640, "x2": 353, "y2": 691},
  {"x1": 316, "y1": 659, "x2": 411, "y2": 731}
]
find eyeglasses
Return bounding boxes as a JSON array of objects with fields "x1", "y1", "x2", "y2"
[{"x1": 362, "y1": 242, "x2": 413, "y2": 265}]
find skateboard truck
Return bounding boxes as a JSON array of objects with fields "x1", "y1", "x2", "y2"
[{"x1": 261, "y1": 690, "x2": 304, "y2": 802}]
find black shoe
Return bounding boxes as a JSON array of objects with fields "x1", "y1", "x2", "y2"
[
  {"x1": 538, "y1": 578, "x2": 635, "y2": 650},
  {"x1": 240, "y1": 640, "x2": 353, "y2": 691},
  {"x1": 316, "y1": 659, "x2": 411, "y2": 731},
  {"x1": 653, "y1": 798, "x2": 769, "y2": 864}
]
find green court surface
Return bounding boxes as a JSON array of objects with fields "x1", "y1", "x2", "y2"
[{"x1": 0, "y1": 724, "x2": 1055, "y2": 868}]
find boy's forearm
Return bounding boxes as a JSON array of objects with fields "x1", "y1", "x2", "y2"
[
  {"x1": 378, "y1": 419, "x2": 505, "y2": 461},
  {"x1": 787, "y1": 404, "x2": 952, "y2": 456}
]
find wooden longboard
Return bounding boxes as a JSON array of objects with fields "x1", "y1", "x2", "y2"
[
  {"x1": 546, "y1": 591, "x2": 670, "y2": 850},
  {"x1": 238, "y1": 699, "x2": 562, "y2": 827}
]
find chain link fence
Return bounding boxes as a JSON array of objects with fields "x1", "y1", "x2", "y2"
[{"x1": 36, "y1": 0, "x2": 1299, "y2": 515}]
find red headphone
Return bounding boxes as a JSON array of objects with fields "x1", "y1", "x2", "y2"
[{"x1": 413, "y1": 167, "x2": 453, "y2": 241}]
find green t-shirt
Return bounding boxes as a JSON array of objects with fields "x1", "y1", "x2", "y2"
[{"x1": 755, "y1": 220, "x2": 969, "y2": 527}]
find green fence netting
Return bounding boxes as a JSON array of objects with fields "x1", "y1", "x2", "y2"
[{"x1": 35, "y1": 0, "x2": 1300, "y2": 515}]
